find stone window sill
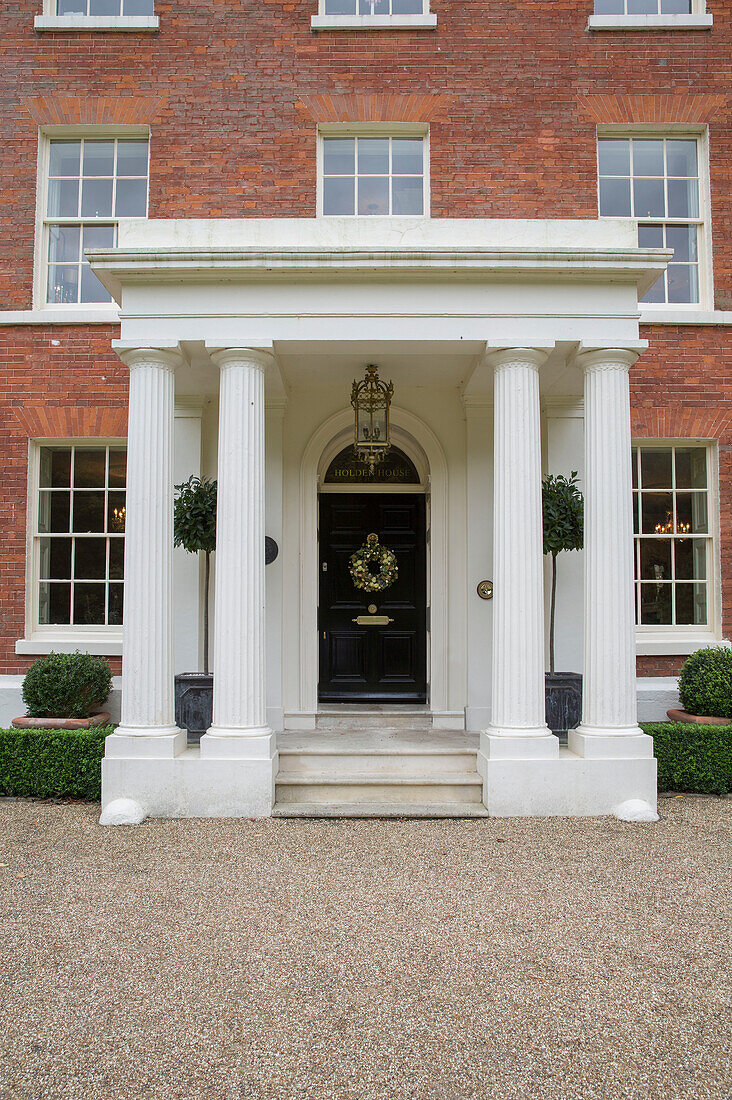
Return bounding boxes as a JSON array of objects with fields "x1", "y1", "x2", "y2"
[
  {"x1": 16, "y1": 633, "x2": 123, "y2": 656},
  {"x1": 639, "y1": 309, "x2": 732, "y2": 325},
  {"x1": 34, "y1": 15, "x2": 158, "y2": 32},
  {"x1": 636, "y1": 634, "x2": 729, "y2": 657},
  {"x1": 587, "y1": 14, "x2": 712, "y2": 30},
  {"x1": 0, "y1": 307, "x2": 120, "y2": 325},
  {"x1": 311, "y1": 14, "x2": 436, "y2": 30}
]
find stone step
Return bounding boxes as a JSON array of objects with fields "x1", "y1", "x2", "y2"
[
  {"x1": 272, "y1": 802, "x2": 491, "y2": 819},
  {"x1": 277, "y1": 751, "x2": 477, "y2": 780},
  {"x1": 274, "y1": 775, "x2": 484, "y2": 805},
  {"x1": 315, "y1": 708, "x2": 433, "y2": 731}
]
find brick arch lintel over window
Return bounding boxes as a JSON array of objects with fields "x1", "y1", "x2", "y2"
[
  {"x1": 296, "y1": 93, "x2": 449, "y2": 125},
  {"x1": 575, "y1": 93, "x2": 731, "y2": 126},
  {"x1": 14, "y1": 405, "x2": 128, "y2": 438},
  {"x1": 631, "y1": 407, "x2": 731, "y2": 439},
  {"x1": 20, "y1": 95, "x2": 168, "y2": 128}
]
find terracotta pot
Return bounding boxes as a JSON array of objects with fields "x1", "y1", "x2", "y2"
[
  {"x1": 11, "y1": 712, "x2": 112, "y2": 730},
  {"x1": 666, "y1": 708, "x2": 732, "y2": 726}
]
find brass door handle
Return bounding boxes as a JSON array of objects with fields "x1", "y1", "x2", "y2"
[{"x1": 352, "y1": 615, "x2": 394, "y2": 625}]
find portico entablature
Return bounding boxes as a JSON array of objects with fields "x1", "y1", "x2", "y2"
[{"x1": 88, "y1": 216, "x2": 670, "y2": 352}]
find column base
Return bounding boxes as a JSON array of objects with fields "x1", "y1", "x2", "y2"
[
  {"x1": 480, "y1": 729, "x2": 560, "y2": 759},
  {"x1": 104, "y1": 728, "x2": 187, "y2": 758},
  {"x1": 200, "y1": 727, "x2": 275, "y2": 759},
  {"x1": 569, "y1": 727, "x2": 653, "y2": 759}
]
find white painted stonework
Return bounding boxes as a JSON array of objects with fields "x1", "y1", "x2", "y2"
[{"x1": 81, "y1": 216, "x2": 701, "y2": 820}]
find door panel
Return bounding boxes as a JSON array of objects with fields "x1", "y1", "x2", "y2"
[{"x1": 318, "y1": 493, "x2": 427, "y2": 702}]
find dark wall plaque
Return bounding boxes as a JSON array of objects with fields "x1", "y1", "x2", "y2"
[
  {"x1": 265, "y1": 536, "x2": 278, "y2": 565},
  {"x1": 324, "y1": 445, "x2": 420, "y2": 485}
]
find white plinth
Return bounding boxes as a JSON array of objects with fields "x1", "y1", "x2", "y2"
[{"x1": 479, "y1": 732, "x2": 560, "y2": 760}]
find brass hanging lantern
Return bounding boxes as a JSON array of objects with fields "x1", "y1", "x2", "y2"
[{"x1": 351, "y1": 364, "x2": 394, "y2": 474}]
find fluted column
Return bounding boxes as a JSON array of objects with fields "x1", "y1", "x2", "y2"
[
  {"x1": 205, "y1": 349, "x2": 272, "y2": 739},
  {"x1": 573, "y1": 349, "x2": 647, "y2": 754},
  {"x1": 113, "y1": 348, "x2": 183, "y2": 743},
  {"x1": 485, "y1": 348, "x2": 556, "y2": 756}
]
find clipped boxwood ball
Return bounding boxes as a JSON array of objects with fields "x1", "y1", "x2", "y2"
[
  {"x1": 22, "y1": 652, "x2": 112, "y2": 720},
  {"x1": 679, "y1": 646, "x2": 732, "y2": 719}
]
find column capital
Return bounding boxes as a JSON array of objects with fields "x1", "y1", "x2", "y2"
[
  {"x1": 114, "y1": 346, "x2": 184, "y2": 373},
  {"x1": 210, "y1": 347, "x2": 275, "y2": 373},
  {"x1": 572, "y1": 347, "x2": 642, "y2": 374},
  {"x1": 482, "y1": 347, "x2": 552, "y2": 373}
]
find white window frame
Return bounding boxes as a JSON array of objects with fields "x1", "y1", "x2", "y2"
[
  {"x1": 588, "y1": 0, "x2": 712, "y2": 30},
  {"x1": 317, "y1": 125, "x2": 430, "y2": 219},
  {"x1": 35, "y1": 0, "x2": 158, "y2": 31},
  {"x1": 633, "y1": 440, "x2": 725, "y2": 656},
  {"x1": 17, "y1": 439, "x2": 127, "y2": 657},
  {"x1": 597, "y1": 125, "x2": 714, "y2": 312},
  {"x1": 312, "y1": 0, "x2": 436, "y2": 30},
  {"x1": 33, "y1": 126, "x2": 149, "y2": 312}
]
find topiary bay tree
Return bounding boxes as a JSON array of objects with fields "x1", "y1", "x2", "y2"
[
  {"x1": 542, "y1": 471, "x2": 584, "y2": 675},
  {"x1": 174, "y1": 475, "x2": 217, "y2": 675}
]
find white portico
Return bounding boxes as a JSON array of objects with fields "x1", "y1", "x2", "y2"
[{"x1": 91, "y1": 216, "x2": 668, "y2": 821}]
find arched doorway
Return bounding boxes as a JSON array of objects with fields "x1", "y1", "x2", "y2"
[{"x1": 318, "y1": 444, "x2": 427, "y2": 702}]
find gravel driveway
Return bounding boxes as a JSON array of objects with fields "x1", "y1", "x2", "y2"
[{"x1": 1, "y1": 797, "x2": 730, "y2": 1100}]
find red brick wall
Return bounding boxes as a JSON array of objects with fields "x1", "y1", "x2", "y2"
[{"x1": 0, "y1": 0, "x2": 730, "y2": 676}]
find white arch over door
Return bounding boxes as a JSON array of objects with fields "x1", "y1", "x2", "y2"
[{"x1": 298, "y1": 405, "x2": 450, "y2": 720}]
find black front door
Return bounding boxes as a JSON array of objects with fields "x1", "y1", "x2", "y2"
[{"x1": 318, "y1": 493, "x2": 427, "y2": 702}]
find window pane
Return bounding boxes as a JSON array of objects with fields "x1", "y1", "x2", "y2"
[
  {"x1": 47, "y1": 265, "x2": 79, "y2": 305},
  {"x1": 48, "y1": 225, "x2": 80, "y2": 263},
  {"x1": 638, "y1": 224, "x2": 664, "y2": 249},
  {"x1": 631, "y1": 448, "x2": 638, "y2": 490},
  {"x1": 392, "y1": 139, "x2": 423, "y2": 175},
  {"x1": 39, "y1": 447, "x2": 71, "y2": 488},
  {"x1": 108, "y1": 449, "x2": 127, "y2": 487},
  {"x1": 667, "y1": 264, "x2": 698, "y2": 304},
  {"x1": 115, "y1": 178, "x2": 147, "y2": 217},
  {"x1": 80, "y1": 265, "x2": 112, "y2": 304},
  {"x1": 81, "y1": 178, "x2": 113, "y2": 217},
  {"x1": 634, "y1": 178, "x2": 665, "y2": 218},
  {"x1": 83, "y1": 141, "x2": 115, "y2": 177},
  {"x1": 599, "y1": 177, "x2": 631, "y2": 216},
  {"x1": 57, "y1": 0, "x2": 88, "y2": 15},
  {"x1": 358, "y1": 139, "x2": 389, "y2": 175},
  {"x1": 640, "y1": 582, "x2": 672, "y2": 625},
  {"x1": 633, "y1": 492, "x2": 639, "y2": 532},
  {"x1": 661, "y1": 0, "x2": 691, "y2": 10},
  {"x1": 108, "y1": 583, "x2": 124, "y2": 625},
  {"x1": 675, "y1": 447, "x2": 706, "y2": 489},
  {"x1": 108, "y1": 492, "x2": 126, "y2": 532},
  {"x1": 38, "y1": 491, "x2": 70, "y2": 533},
  {"x1": 74, "y1": 537, "x2": 107, "y2": 579},
  {"x1": 676, "y1": 583, "x2": 707, "y2": 626},
  {"x1": 666, "y1": 224, "x2": 697, "y2": 262},
  {"x1": 72, "y1": 492, "x2": 105, "y2": 532},
  {"x1": 74, "y1": 449, "x2": 105, "y2": 487},
  {"x1": 359, "y1": 0, "x2": 389, "y2": 11},
  {"x1": 323, "y1": 177, "x2": 355, "y2": 215},
  {"x1": 640, "y1": 539, "x2": 671, "y2": 580},
  {"x1": 73, "y1": 583, "x2": 106, "y2": 625},
  {"x1": 641, "y1": 449, "x2": 672, "y2": 489},
  {"x1": 89, "y1": 0, "x2": 120, "y2": 13},
  {"x1": 392, "y1": 176, "x2": 423, "y2": 215},
  {"x1": 49, "y1": 141, "x2": 81, "y2": 178},
  {"x1": 640, "y1": 273, "x2": 666, "y2": 305},
  {"x1": 633, "y1": 140, "x2": 664, "y2": 177},
  {"x1": 599, "y1": 141, "x2": 630, "y2": 176},
  {"x1": 358, "y1": 176, "x2": 389, "y2": 215},
  {"x1": 628, "y1": 0, "x2": 657, "y2": 11},
  {"x1": 39, "y1": 538, "x2": 72, "y2": 580},
  {"x1": 47, "y1": 179, "x2": 79, "y2": 217},
  {"x1": 676, "y1": 492, "x2": 708, "y2": 534},
  {"x1": 324, "y1": 0, "x2": 356, "y2": 10},
  {"x1": 640, "y1": 491, "x2": 673, "y2": 533},
  {"x1": 393, "y1": 0, "x2": 423, "y2": 11},
  {"x1": 83, "y1": 224, "x2": 116, "y2": 251},
  {"x1": 116, "y1": 140, "x2": 149, "y2": 177},
  {"x1": 39, "y1": 582, "x2": 71, "y2": 626},
  {"x1": 667, "y1": 178, "x2": 699, "y2": 219},
  {"x1": 324, "y1": 139, "x2": 355, "y2": 175},
  {"x1": 675, "y1": 539, "x2": 706, "y2": 581},
  {"x1": 666, "y1": 139, "x2": 697, "y2": 177},
  {"x1": 109, "y1": 538, "x2": 124, "y2": 579}
]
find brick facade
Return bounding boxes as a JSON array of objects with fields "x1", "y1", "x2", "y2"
[{"x1": 1, "y1": 0, "x2": 730, "y2": 677}]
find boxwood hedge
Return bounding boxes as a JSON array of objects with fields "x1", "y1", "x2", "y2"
[
  {"x1": 642, "y1": 722, "x2": 732, "y2": 796},
  {"x1": 0, "y1": 727, "x2": 113, "y2": 801}
]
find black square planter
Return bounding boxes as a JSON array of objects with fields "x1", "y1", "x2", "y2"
[
  {"x1": 545, "y1": 672, "x2": 583, "y2": 737},
  {"x1": 175, "y1": 673, "x2": 213, "y2": 743}
]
